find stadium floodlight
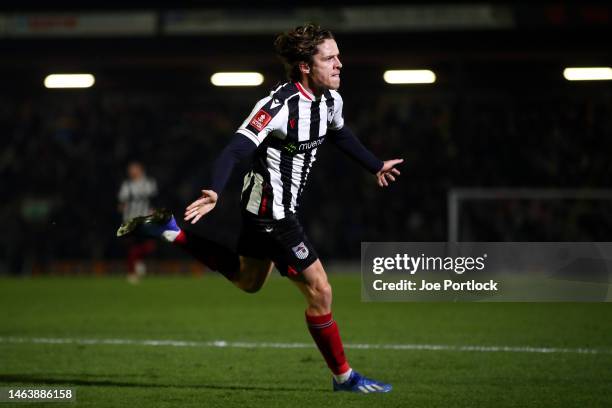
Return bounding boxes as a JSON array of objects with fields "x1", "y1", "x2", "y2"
[
  {"x1": 383, "y1": 70, "x2": 436, "y2": 84},
  {"x1": 44, "y1": 74, "x2": 95, "y2": 89},
  {"x1": 211, "y1": 72, "x2": 264, "y2": 87},
  {"x1": 563, "y1": 67, "x2": 612, "y2": 81}
]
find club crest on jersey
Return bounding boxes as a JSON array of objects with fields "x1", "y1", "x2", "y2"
[
  {"x1": 327, "y1": 107, "x2": 334, "y2": 124},
  {"x1": 292, "y1": 242, "x2": 309, "y2": 260},
  {"x1": 250, "y1": 109, "x2": 272, "y2": 132}
]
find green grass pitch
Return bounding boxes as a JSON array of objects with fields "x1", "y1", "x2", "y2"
[{"x1": 1, "y1": 273, "x2": 611, "y2": 407}]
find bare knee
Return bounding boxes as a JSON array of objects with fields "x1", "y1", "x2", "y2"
[
  {"x1": 234, "y1": 257, "x2": 273, "y2": 294},
  {"x1": 307, "y1": 279, "x2": 333, "y2": 314},
  {"x1": 294, "y1": 260, "x2": 333, "y2": 315},
  {"x1": 236, "y1": 279, "x2": 264, "y2": 294}
]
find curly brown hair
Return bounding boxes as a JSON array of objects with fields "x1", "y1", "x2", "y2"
[{"x1": 274, "y1": 23, "x2": 335, "y2": 82}]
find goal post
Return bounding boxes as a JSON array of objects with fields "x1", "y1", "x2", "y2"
[{"x1": 447, "y1": 188, "x2": 612, "y2": 242}]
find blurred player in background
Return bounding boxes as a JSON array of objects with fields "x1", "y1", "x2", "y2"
[
  {"x1": 118, "y1": 161, "x2": 158, "y2": 284},
  {"x1": 118, "y1": 24, "x2": 401, "y2": 392}
]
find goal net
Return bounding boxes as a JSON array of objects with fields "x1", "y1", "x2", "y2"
[{"x1": 447, "y1": 188, "x2": 612, "y2": 242}]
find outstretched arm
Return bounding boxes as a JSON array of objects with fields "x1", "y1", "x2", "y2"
[
  {"x1": 327, "y1": 126, "x2": 403, "y2": 187},
  {"x1": 184, "y1": 133, "x2": 256, "y2": 224},
  {"x1": 327, "y1": 126, "x2": 383, "y2": 173}
]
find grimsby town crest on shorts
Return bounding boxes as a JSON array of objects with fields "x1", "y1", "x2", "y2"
[{"x1": 292, "y1": 242, "x2": 309, "y2": 260}]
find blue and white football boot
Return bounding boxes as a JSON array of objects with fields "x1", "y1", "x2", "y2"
[
  {"x1": 333, "y1": 371, "x2": 392, "y2": 393},
  {"x1": 116, "y1": 209, "x2": 180, "y2": 242}
]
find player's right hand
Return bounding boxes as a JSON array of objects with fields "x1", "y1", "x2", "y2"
[{"x1": 184, "y1": 189, "x2": 218, "y2": 224}]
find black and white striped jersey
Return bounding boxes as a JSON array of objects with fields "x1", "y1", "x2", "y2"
[
  {"x1": 118, "y1": 177, "x2": 157, "y2": 222},
  {"x1": 236, "y1": 82, "x2": 344, "y2": 220}
]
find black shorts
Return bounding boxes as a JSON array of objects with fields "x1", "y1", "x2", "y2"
[{"x1": 236, "y1": 212, "x2": 318, "y2": 277}]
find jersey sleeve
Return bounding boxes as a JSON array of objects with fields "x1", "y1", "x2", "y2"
[
  {"x1": 210, "y1": 133, "x2": 258, "y2": 195},
  {"x1": 237, "y1": 96, "x2": 288, "y2": 146},
  {"x1": 328, "y1": 91, "x2": 345, "y2": 131}
]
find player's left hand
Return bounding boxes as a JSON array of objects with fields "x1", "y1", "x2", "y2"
[{"x1": 376, "y1": 159, "x2": 403, "y2": 187}]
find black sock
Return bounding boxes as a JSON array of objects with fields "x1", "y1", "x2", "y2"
[{"x1": 174, "y1": 230, "x2": 239, "y2": 282}]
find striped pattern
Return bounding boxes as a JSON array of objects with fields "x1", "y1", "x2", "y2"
[
  {"x1": 237, "y1": 82, "x2": 344, "y2": 219},
  {"x1": 307, "y1": 318, "x2": 334, "y2": 330},
  {"x1": 356, "y1": 384, "x2": 385, "y2": 393},
  {"x1": 118, "y1": 177, "x2": 157, "y2": 222},
  {"x1": 296, "y1": 99, "x2": 320, "y2": 206}
]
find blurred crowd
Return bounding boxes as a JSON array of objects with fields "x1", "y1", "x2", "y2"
[{"x1": 1, "y1": 84, "x2": 611, "y2": 273}]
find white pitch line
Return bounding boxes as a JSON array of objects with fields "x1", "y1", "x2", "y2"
[{"x1": 0, "y1": 336, "x2": 610, "y2": 355}]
